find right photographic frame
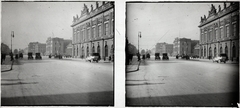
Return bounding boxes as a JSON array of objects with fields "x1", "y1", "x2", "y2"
[{"x1": 126, "y1": 2, "x2": 239, "y2": 107}]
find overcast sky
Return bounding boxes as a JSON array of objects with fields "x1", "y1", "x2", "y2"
[
  {"x1": 1, "y1": 2, "x2": 97, "y2": 50},
  {"x1": 127, "y1": 2, "x2": 227, "y2": 50}
]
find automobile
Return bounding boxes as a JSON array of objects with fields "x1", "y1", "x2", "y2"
[
  {"x1": 212, "y1": 53, "x2": 228, "y2": 63},
  {"x1": 19, "y1": 53, "x2": 23, "y2": 59},
  {"x1": 162, "y1": 53, "x2": 169, "y2": 60},
  {"x1": 155, "y1": 53, "x2": 161, "y2": 60},
  {"x1": 28, "y1": 52, "x2": 34, "y2": 60},
  {"x1": 146, "y1": 53, "x2": 150, "y2": 59},
  {"x1": 35, "y1": 53, "x2": 42, "y2": 60},
  {"x1": 86, "y1": 53, "x2": 100, "y2": 62}
]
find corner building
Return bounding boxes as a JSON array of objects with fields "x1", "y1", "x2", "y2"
[
  {"x1": 71, "y1": 2, "x2": 114, "y2": 60},
  {"x1": 199, "y1": 3, "x2": 239, "y2": 61}
]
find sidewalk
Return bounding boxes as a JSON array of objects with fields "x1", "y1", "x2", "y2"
[
  {"x1": 63, "y1": 57, "x2": 113, "y2": 63},
  {"x1": 126, "y1": 58, "x2": 141, "y2": 72},
  {"x1": 1, "y1": 57, "x2": 14, "y2": 72},
  {"x1": 183, "y1": 58, "x2": 239, "y2": 64}
]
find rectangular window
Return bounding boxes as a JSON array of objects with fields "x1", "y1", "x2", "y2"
[
  {"x1": 93, "y1": 27, "x2": 96, "y2": 38},
  {"x1": 233, "y1": 23, "x2": 237, "y2": 36},
  {"x1": 98, "y1": 25, "x2": 102, "y2": 37},
  {"x1": 220, "y1": 27, "x2": 224, "y2": 38},
  {"x1": 105, "y1": 23, "x2": 109, "y2": 35},
  {"x1": 87, "y1": 29, "x2": 90, "y2": 40},
  {"x1": 226, "y1": 25, "x2": 229, "y2": 37},
  {"x1": 215, "y1": 29, "x2": 218, "y2": 40}
]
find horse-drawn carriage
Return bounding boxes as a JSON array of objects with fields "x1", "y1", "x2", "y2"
[{"x1": 155, "y1": 53, "x2": 161, "y2": 60}]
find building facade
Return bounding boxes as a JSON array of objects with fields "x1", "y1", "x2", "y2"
[
  {"x1": 35, "y1": 43, "x2": 46, "y2": 55},
  {"x1": 71, "y1": 2, "x2": 114, "y2": 60},
  {"x1": 28, "y1": 42, "x2": 39, "y2": 54},
  {"x1": 65, "y1": 43, "x2": 73, "y2": 57},
  {"x1": 155, "y1": 42, "x2": 166, "y2": 54},
  {"x1": 193, "y1": 43, "x2": 200, "y2": 57},
  {"x1": 162, "y1": 44, "x2": 173, "y2": 56},
  {"x1": 199, "y1": 3, "x2": 239, "y2": 61},
  {"x1": 173, "y1": 37, "x2": 192, "y2": 56},
  {"x1": 46, "y1": 37, "x2": 64, "y2": 55}
]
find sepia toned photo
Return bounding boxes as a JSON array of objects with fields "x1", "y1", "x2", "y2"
[
  {"x1": 126, "y1": 2, "x2": 239, "y2": 107},
  {"x1": 1, "y1": 1, "x2": 114, "y2": 106}
]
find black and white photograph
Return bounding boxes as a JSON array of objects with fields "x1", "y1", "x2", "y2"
[
  {"x1": 1, "y1": 1, "x2": 114, "y2": 106},
  {"x1": 126, "y1": 2, "x2": 239, "y2": 107}
]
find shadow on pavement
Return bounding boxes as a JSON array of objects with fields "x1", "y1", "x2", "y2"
[
  {"x1": 1, "y1": 69, "x2": 12, "y2": 73},
  {"x1": 1, "y1": 91, "x2": 114, "y2": 106},
  {"x1": 126, "y1": 82, "x2": 165, "y2": 86},
  {"x1": 126, "y1": 92, "x2": 238, "y2": 107},
  {"x1": 1, "y1": 79, "x2": 23, "y2": 81},
  {"x1": 2, "y1": 82, "x2": 39, "y2": 86}
]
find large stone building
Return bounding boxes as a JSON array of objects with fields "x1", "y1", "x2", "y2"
[
  {"x1": 28, "y1": 42, "x2": 38, "y2": 54},
  {"x1": 35, "y1": 43, "x2": 46, "y2": 55},
  {"x1": 71, "y1": 2, "x2": 114, "y2": 60},
  {"x1": 173, "y1": 38, "x2": 192, "y2": 56},
  {"x1": 46, "y1": 37, "x2": 64, "y2": 55},
  {"x1": 199, "y1": 3, "x2": 239, "y2": 61},
  {"x1": 156, "y1": 42, "x2": 173, "y2": 56}
]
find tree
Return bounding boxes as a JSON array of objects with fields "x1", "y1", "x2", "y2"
[
  {"x1": 1, "y1": 43, "x2": 11, "y2": 54},
  {"x1": 14, "y1": 49, "x2": 18, "y2": 54}
]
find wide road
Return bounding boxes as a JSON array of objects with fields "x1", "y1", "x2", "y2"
[
  {"x1": 126, "y1": 56, "x2": 238, "y2": 107},
  {"x1": 1, "y1": 56, "x2": 114, "y2": 106}
]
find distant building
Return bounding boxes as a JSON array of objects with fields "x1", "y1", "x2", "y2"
[
  {"x1": 162, "y1": 44, "x2": 173, "y2": 56},
  {"x1": 173, "y1": 37, "x2": 192, "y2": 56},
  {"x1": 155, "y1": 42, "x2": 166, "y2": 54},
  {"x1": 191, "y1": 40, "x2": 199, "y2": 55},
  {"x1": 35, "y1": 43, "x2": 46, "y2": 55},
  {"x1": 193, "y1": 43, "x2": 200, "y2": 56},
  {"x1": 28, "y1": 42, "x2": 39, "y2": 54},
  {"x1": 199, "y1": 3, "x2": 239, "y2": 61},
  {"x1": 63, "y1": 39, "x2": 72, "y2": 55},
  {"x1": 46, "y1": 37, "x2": 64, "y2": 55},
  {"x1": 65, "y1": 43, "x2": 73, "y2": 57},
  {"x1": 24, "y1": 47, "x2": 28, "y2": 55},
  {"x1": 71, "y1": 2, "x2": 114, "y2": 60}
]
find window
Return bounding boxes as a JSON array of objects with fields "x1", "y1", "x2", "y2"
[
  {"x1": 225, "y1": 46, "x2": 228, "y2": 56},
  {"x1": 209, "y1": 30, "x2": 212, "y2": 41},
  {"x1": 215, "y1": 29, "x2": 218, "y2": 40},
  {"x1": 97, "y1": 45, "x2": 100, "y2": 54},
  {"x1": 205, "y1": 32, "x2": 207, "y2": 42},
  {"x1": 233, "y1": 23, "x2": 237, "y2": 36},
  {"x1": 87, "y1": 29, "x2": 91, "y2": 40},
  {"x1": 220, "y1": 27, "x2": 224, "y2": 38},
  {"x1": 92, "y1": 27, "x2": 96, "y2": 38},
  {"x1": 214, "y1": 47, "x2": 216, "y2": 57},
  {"x1": 105, "y1": 45, "x2": 108, "y2": 57},
  {"x1": 220, "y1": 47, "x2": 222, "y2": 54},
  {"x1": 98, "y1": 25, "x2": 102, "y2": 37},
  {"x1": 209, "y1": 47, "x2": 212, "y2": 56},
  {"x1": 105, "y1": 23, "x2": 109, "y2": 35},
  {"x1": 226, "y1": 25, "x2": 229, "y2": 37}
]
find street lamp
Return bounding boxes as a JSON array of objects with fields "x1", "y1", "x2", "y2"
[
  {"x1": 138, "y1": 32, "x2": 141, "y2": 53},
  {"x1": 11, "y1": 31, "x2": 14, "y2": 52}
]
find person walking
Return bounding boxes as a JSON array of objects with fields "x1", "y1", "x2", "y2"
[{"x1": 10, "y1": 52, "x2": 14, "y2": 61}]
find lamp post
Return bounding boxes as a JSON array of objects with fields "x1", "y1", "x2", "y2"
[
  {"x1": 138, "y1": 32, "x2": 141, "y2": 53},
  {"x1": 11, "y1": 31, "x2": 14, "y2": 52}
]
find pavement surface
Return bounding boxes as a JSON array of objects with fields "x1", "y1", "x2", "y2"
[
  {"x1": 126, "y1": 56, "x2": 239, "y2": 107},
  {"x1": 1, "y1": 55, "x2": 114, "y2": 106}
]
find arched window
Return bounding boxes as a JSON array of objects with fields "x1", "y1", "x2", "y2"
[
  {"x1": 220, "y1": 47, "x2": 222, "y2": 54},
  {"x1": 214, "y1": 47, "x2": 216, "y2": 57},
  {"x1": 105, "y1": 45, "x2": 108, "y2": 57},
  {"x1": 87, "y1": 46, "x2": 89, "y2": 56},
  {"x1": 82, "y1": 46, "x2": 84, "y2": 58},
  {"x1": 204, "y1": 47, "x2": 206, "y2": 56},
  {"x1": 97, "y1": 45, "x2": 100, "y2": 54},
  {"x1": 209, "y1": 47, "x2": 212, "y2": 56},
  {"x1": 225, "y1": 46, "x2": 228, "y2": 56},
  {"x1": 92, "y1": 45, "x2": 95, "y2": 53},
  {"x1": 232, "y1": 45, "x2": 236, "y2": 57}
]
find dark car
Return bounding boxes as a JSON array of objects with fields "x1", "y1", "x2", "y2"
[
  {"x1": 28, "y1": 52, "x2": 34, "y2": 60},
  {"x1": 86, "y1": 53, "x2": 100, "y2": 62},
  {"x1": 155, "y1": 53, "x2": 161, "y2": 60},
  {"x1": 146, "y1": 53, "x2": 150, "y2": 59},
  {"x1": 35, "y1": 53, "x2": 42, "y2": 60},
  {"x1": 162, "y1": 53, "x2": 169, "y2": 60},
  {"x1": 19, "y1": 53, "x2": 23, "y2": 59},
  {"x1": 213, "y1": 53, "x2": 228, "y2": 63}
]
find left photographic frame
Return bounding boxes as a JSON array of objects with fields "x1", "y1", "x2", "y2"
[{"x1": 1, "y1": 1, "x2": 114, "y2": 106}]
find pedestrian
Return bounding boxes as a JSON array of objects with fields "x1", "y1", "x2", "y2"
[{"x1": 137, "y1": 53, "x2": 141, "y2": 61}]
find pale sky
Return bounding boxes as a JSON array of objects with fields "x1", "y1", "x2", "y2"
[
  {"x1": 1, "y1": 1, "x2": 98, "y2": 50},
  {"x1": 127, "y1": 2, "x2": 227, "y2": 50}
]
